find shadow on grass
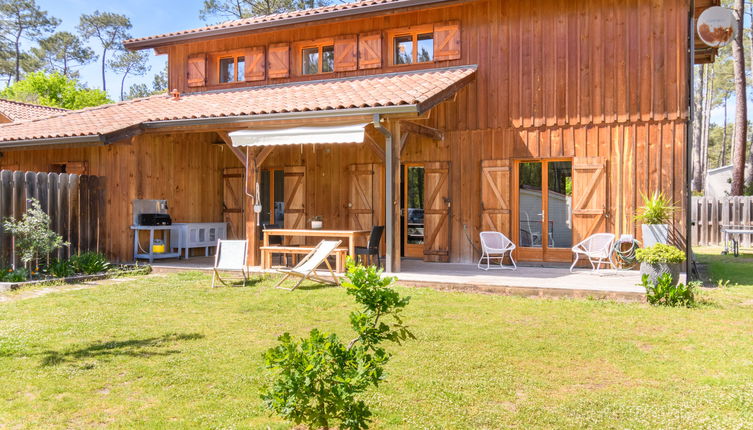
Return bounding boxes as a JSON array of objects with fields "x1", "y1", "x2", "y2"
[{"x1": 39, "y1": 332, "x2": 204, "y2": 367}]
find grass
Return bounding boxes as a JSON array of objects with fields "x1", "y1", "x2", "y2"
[{"x1": 0, "y1": 253, "x2": 752, "y2": 429}]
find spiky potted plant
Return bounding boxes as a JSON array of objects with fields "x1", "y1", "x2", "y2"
[
  {"x1": 635, "y1": 192, "x2": 676, "y2": 247},
  {"x1": 635, "y1": 243, "x2": 686, "y2": 286}
]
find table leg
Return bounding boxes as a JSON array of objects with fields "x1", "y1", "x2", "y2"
[
  {"x1": 149, "y1": 229, "x2": 155, "y2": 263},
  {"x1": 348, "y1": 233, "x2": 355, "y2": 260},
  {"x1": 133, "y1": 230, "x2": 139, "y2": 261}
]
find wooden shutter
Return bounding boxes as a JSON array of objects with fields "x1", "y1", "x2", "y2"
[
  {"x1": 222, "y1": 167, "x2": 245, "y2": 239},
  {"x1": 187, "y1": 54, "x2": 207, "y2": 87},
  {"x1": 347, "y1": 163, "x2": 383, "y2": 230},
  {"x1": 334, "y1": 35, "x2": 358, "y2": 72},
  {"x1": 424, "y1": 162, "x2": 451, "y2": 262},
  {"x1": 268, "y1": 43, "x2": 290, "y2": 79},
  {"x1": 572, "y1": 157, "x2": 608, "y2": 242},
  {"x1": 244, "y1": 46, "x2": 266, "y2": 81},
  {"x1": 480, "y1": 160, "x2": 511, "y2": 235},
  {"x1": 433, "y1": 21, "x2": 461, "y2": 61},
  {"x1": 283, "y1": 166, "x2": 305, "y2": 245},
  {"x1": 358, "y1": 32, "x2": 382, "y2": 70}
]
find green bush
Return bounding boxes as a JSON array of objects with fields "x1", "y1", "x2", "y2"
[
  {"x1": 636, "y1": 243, "x2": 686, "y2": 264},
  {"x1": 47, "y1": 259, "x2": 76, "y2": 278},
  {"x1": 2, "y1": 268, "x2": 28, "y2": 282},
  {"x1": 71, "y1": 252, "x2": 110, "y2": 274},
  {"x1": 261, "y1": 260, "x2": 414, "y2": 430},
  {"x1": 642, "y1": 273, "x2": 696, "y2": 307},
  {"x1": 2, "y1": 198, "x2": 68, "y2": 268},
  {"x1": 635, "y1": 191, "x2": 677, "y2": 225}
]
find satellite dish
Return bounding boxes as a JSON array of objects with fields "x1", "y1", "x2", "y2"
[{"x1": 697, "y1": 6, "x2": 736, "y2": 47}]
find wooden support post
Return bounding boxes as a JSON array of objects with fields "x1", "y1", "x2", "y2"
[{"x1": 245, "y1": 148, "x2": 259, "y2": 267}]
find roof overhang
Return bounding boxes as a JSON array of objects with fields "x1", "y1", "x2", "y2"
[{"x1": 124, "y1": 0, "x2": 467, "y2": 50}]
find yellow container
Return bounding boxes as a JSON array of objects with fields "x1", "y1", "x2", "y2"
[{"x1": 152, "y1": 239, "x2": 165, "y2": 253}]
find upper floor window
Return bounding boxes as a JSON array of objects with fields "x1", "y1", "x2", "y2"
[
  {"x1": 219, "y1": 55, "x2": 245, "y2": 83},
  {"x1": 393, "y1": 32, "x2": 434, "y2": 65},
  {"x1": 302, "y1": 44, "x2": 334, "y2": 75}
]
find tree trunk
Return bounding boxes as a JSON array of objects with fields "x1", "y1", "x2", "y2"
[
  {"x1": 692, "y1": 66, "x2": 705, "y2": 193},
  {"x1": 721, "y1": 100, "x2": 728, "y2": 167},
  {"x1": 13, "y1": 35, "x2": 21, "y2": 82},
  {"x1": 120, "y1": 72, "x2": 128, "y2": 101},
  {"x1": 731, "y1": 0, "x2": 747, "y2": 195},
  {"x1": 101, "y1": 47, "x2": 108, "y2": 92},
  {"x1": 701, "y1": 65, "x2": 714, "y2": 189}
]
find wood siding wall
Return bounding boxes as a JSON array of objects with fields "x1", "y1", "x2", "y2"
[{"x1": 0, "y1": 133, "x2": 242, "y2": 261}]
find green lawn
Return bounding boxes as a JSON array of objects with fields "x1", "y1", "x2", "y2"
[{"x1": 1, "y1": 252, "x2": 753, "y2": 429}]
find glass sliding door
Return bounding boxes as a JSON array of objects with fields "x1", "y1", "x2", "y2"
[{"x1": 515, "y1": 159, "x2": 573, "y2": 262}]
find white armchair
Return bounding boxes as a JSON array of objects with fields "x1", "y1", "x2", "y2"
[
  {"x1": 478, "y1": 231, "x2": 517, "y2": 270},
  {"x1": 569, "y1": 233, "x2": 615, "y2": 272}
]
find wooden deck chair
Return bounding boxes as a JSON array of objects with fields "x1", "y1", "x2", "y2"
[
  {"x1": 274, "y1": 240, "x2": 342, "y2": 291},
  {"x1": 212, "y1": 239, "x2": 248, "y2": 288}
]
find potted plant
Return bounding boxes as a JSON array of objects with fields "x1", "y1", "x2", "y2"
[
  {"x1": 310, "y1": 216, "x2": 323, "y2": 230},
  {"x1": 635, "y1": 243, "x2": 686, "y2": 286},
  {"x1": 635, "y1": 192, "x2": 676, "y2": 247}
]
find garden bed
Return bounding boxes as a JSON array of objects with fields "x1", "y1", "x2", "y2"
[{"x1": 0, "y1": 264, "x2": 152, "y2": 292}]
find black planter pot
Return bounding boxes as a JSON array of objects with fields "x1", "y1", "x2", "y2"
[{"x1": 639, "y1": 262, "x2": 680, "y2": 286}]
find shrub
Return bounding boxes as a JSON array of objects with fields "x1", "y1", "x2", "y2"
[
  {"x1": 47, "y1": 259, "x2": 76, "y2": 278},
  {"x1": 2, "y1": 268, "x2": 28, "y2": 282},
  {"x1": 261, "y1": 260, "x2": 414, "y2": 430},
  {"x1": 636, "y1": 243, "x2": 686, "y2": 264},
  {"x1": 642, "y1": 273, "x2": 696, "y2": 307},
  {"x1": 635, "y1": 191, "x2": 677, "y2": 225},
  {"x1": 71, "y1": 252, "x2": 110, "y2": 274},
  {"x1": 2, "y1": 199, "x2": 68, "y2": 268}
]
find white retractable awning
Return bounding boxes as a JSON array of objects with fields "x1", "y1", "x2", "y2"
[{"x1": 229, "y1": 123, "x2": 368, "y2": 147}]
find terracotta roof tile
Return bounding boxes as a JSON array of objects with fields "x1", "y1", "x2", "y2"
[
  {"x1": 124, "y1": 0, "x2": 448, "y2": 48},
  {"x1": 0, "y1": 99, "x2": 68, "y2": 122},
  {"x1": 0, "y1": 66, "x2": 476, "y2": 144}
]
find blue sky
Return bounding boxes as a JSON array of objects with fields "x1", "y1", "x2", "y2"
[{"x1": 36, "y1": 0, "x2": 208, "y2": 100}]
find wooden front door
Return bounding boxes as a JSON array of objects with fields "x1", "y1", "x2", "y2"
[
  {"x1": 222, "y1": 167, "x2": 245, "y2": 239},
  {"x1": 283, "y1": 165, "x2": 305, "y2": 245},
  {"x1": 347, "y1": 163, "x2": 383, "y2": 231},
  {"x1": 514, "y1": 159, "x2": 573, "y2": 262},
  {"x1": 423, "y1": 162, "x2": 451, "y2": 262}
]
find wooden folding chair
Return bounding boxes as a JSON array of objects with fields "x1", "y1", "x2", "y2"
[
  {"x1": 212, "y1": 239, "x2": 248, "y2": 288},
  {"x1": 274, "y1": 240, "x2": 342, "y2": 291}
]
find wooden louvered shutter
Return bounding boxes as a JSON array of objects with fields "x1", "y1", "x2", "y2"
[
  {"x1": 424, "y1": 162, "x2": 451, "y2": 262},
  {"x1": 268, "y1": 43, "x2": 290, "y2": 79},
  {"x1": 283, "y1": 166, "x2": 305, "y2": 245},
  {"x1": 187, "y1": 54, "x2": 207, "y2": 87},
  {"x1": 334, "y1": 35, "x2": 358, "y2": 72},
  {"x1": 433, "y1": 21, "x2": 461, "y2": 61},
  {"x1": 358, "y1": 32, "x2": 382, "y2": 70},
  {"x1": 572, "y1": 157, "x2": 608, "y2": 242},
  {"x1": 480, "y1": 160, "x2": 511, "y2": 236},
  {"x1": 244, "y1": 46, "x2": 266, "y2": 81}
]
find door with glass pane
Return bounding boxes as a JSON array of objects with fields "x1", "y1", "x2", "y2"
[
  {"x1": 401, "y1": 164, "x2": 425, "y2": 258},
  {"x1": 514, "y1": 159, "x2": 573, "y2": 262}
]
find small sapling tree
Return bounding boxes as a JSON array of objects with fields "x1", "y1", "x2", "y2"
[
  {"x1": 261, "y1": 259, "x2": 414, "y2": 430},
  {"x1": 3, "y1": 198, "x2": 68, "y2": 273}
]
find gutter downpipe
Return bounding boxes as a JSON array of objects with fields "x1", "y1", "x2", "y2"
[
  {"x1": 686, "y1": 1, "x2": 695, "y2": 280},
  {"x1": 372, "y1": 113, "x2": 394, "y2": 273}
]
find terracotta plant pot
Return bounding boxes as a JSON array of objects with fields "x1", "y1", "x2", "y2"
[{"x1": 640, "y1": 262, "x2": 680, "y2": 286}]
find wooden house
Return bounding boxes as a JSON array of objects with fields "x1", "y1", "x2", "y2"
[{"x1": 0, "y1": 0, "x2": 719, "y2": 271}]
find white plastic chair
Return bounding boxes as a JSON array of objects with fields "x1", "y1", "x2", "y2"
[
  {"x1": 569, "y1": 233, "x2": 615, "y2": 272},
  {"x1": 274, "y1": 240, "x2": 342, "y2": 291},
  {"x1": 212, "y1": 240, "x2": 248, "y2": 288},
  {"x1": 478, "y1": 231, "x2": 517, "y2": 270}
]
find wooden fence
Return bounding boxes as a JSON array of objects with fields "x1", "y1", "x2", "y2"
[
  {"x1": 691, "y1": 196, "x2": 753, "y2": 246},
  {"x1": 0, "y1": 170, "x2": 106, "y2": 266}
]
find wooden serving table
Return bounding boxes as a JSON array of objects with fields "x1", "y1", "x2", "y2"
[{"x1": 261, "y1": 229, "x2": 370, "y2": 269}]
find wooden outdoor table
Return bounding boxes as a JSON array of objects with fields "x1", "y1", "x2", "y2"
[{"x1": 262, "y1": 229, "x2": 370, "y2": 259}]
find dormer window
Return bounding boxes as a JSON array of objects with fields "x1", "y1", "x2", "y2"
[
  {"x1": 219, "y1": 55, "x2": 245, "y2": 83},
  {"x1": 302, "y1": 44, "x2": 334, "y2": 75},
  {"x1": 393, "y1": 32, "x2": 434, "y2": 65}
]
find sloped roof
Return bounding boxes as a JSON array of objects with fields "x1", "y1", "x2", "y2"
[
  {"x1": 124, "y1": 0, "x2": 456, "y2": 50},
  {"x1": 0, "y1": 66, "x2": 476, "y2": 145},
  {"x1": 0, "y1": 98, "x2": 67, "y2": 122}
]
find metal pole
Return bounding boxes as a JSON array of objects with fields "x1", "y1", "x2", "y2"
[
  {"x1": 373, "y1": 114, "x2": 394, "y2": 272},
  {"x1": 686, "y1": 1, "x2": 695, "y2": 279}
]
